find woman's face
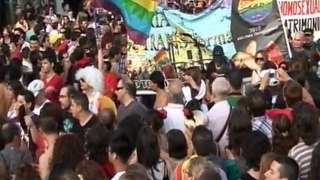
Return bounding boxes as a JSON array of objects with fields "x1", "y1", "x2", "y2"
[
  {"x1": 79, "y1": 78, "x2": 90, "y2": 91},
  {"x1": 149, "y1": 81, "x2": 157, "y2": 91},
  {"x1": 3, "y1": 28, "x2": 9, "y2": 36},
  {"x1": 255, "y1": 53, "x2": 266, "y2": 66}
]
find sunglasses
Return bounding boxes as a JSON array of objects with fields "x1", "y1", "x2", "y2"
[
  {"x1": 79, "y1": 78, "x2": 85, "y2": 83},
  {"x1": 255, "y1": 57, "x2": 264, "y2": 62}
]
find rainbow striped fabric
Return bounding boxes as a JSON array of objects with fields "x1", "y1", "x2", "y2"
[{"x1": 95, "y1": 0, "x2": 157, "y2": 44}]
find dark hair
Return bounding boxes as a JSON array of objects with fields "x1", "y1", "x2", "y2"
[
  {"x1": 255, "y1": 50, "x2": 268, "y2": 61},
  {"x1": 198, "y1": 168, "x2": 222, "y2": 180},
  {"x1": 50, "y1": 134, "x2": 85, "y2": 171},
  {"x1": 292, "y1": 102, "x2": 320, "y2": 145},
  {"x1": 226, "y1": 70, "x2": 243, "y2": 91},
  {"x1": 118, "y1": 114, "x2": 143, "y2": 147},
  {"x1": 18, "y1": 90, "x2": 35, "y2": 110},
  {"x1": 143, "y1": 110, "x2": 164, "y2": 132},
  {"x1": 22, "y1": 47, "x2": 30, "y2": 59},
  {"x1": 42, "y1": 50, "x2": 57, "y2": 65},
  {"x1": 150, "y1": 71, "x2": 165, "y2": 89},
  {"x1": 192, "y1": 126, "x2": 217, "y2": 156},
  {"x1": 288, "y1": 70, "x2": 306, "y2": 87},
  {"x1": 109, "y1": 130, "x2": 134, "y2": 164},
  {"x1": 48, "y1": 164, "x2": 79, "y2": 180},
  {"x1": 247, "y1": 89, "x2": 267, "y2": 117},
  {"x1": 29, "y1": 50, "x2": 41, "y2": 66},
  {"x1": 1, "y1": 122, "x2": 21, "y2": 144},
  {"x1": 241, "y1": 131, "x2": 271, "y2": 170},
  {"x1": 75, "y1": 160, "x2": 107, "y2": 180},
  {"x1": 108, "y1": 45, "x2": 121, "y2": 59},
  {"x1": 71, "y1": 92, "x2": 89, "y2": 111},
  {"x1": 7, "y1": 80, "x2": 24, "y2": 99},
  {"x1": 283, "y1": 80, "x2": 302, "y2": 108},
  {"x1": 7, "y1": 61, "x2": 22, "y2": 81},
  {"x1": 228, "y1": 107, "x2": 252, "y2": 156},
  {"x1": 39, "y1": 116, "x2": 58, "y2": 135},
  {"x1": 98, "y1": 108, "x2": 116, "y2": 130},
  {"x1": 274, "y1": 156, "x2": 299, "y2": 180},
  {"x1": 310, "y1": 143, "x2": 320, "y2": 180},
  {"x1": 40, "y1": 103, "x2": 64, "y2": 132},
  {"x1": 86, "y1": 124, "x2": 110, "y2": 165},
  {"x1": 166, "y1": 130, "x2": 188, "y2": 160},
  {"x1": 29, "y1": 35, "x2": 38, "y2": 42},
  {"x1": 272, "y1": 115, "x2": 299, "y2": 155},
  {"x1": 14, "y1": 163, "x2": 41, "y2": 180},
  {"x1": 185, "y1": 99, "x2": 201, "y2": 112},
  {"x1": 136, "y1": 127, "x2": 160, "y2": 179},
  {"x1": 62, "y1": 85, "x2": 77, "y2": 98},
  {"x1": 72, "y1": 47, "x2": 85, "y2": 61}
]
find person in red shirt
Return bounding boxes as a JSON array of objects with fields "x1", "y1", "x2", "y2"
[{"x1": 41, "y1": 52, "x2": 63, "y2": 103}]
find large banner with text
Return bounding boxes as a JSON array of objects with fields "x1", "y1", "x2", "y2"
[
  {"x1": 126, "y1": 0, "x2": 289, "y2": 93},
  {"x1": 278, "y1": 0, "x2": 320, "y2": 39}
]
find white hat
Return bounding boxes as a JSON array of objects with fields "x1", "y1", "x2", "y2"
[{"x1": 27, "y1": 80, "x2": 45, "y2": 97}]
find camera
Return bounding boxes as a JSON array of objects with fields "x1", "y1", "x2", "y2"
[{"x1": 260, "y1": 69, "x2": 279, "y2": 86}]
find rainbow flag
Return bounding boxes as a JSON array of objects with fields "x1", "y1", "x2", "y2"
[
  {"x1": 94, "y1": 0, "x2": 156, "y2": 44},
  {"x1": 153, "y1": 49, "x2": 168, "y2": 64}
]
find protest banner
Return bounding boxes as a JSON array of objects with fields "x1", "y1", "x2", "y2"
[
  {"x1": 122, "y1": 0, "x2": 289, "y2": 94},
  {"x1": 278, "y1": 0, "x2": 320, "y2": 39}
]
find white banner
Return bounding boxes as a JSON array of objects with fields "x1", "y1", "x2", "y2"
[{"x1": 278, "y1": 0, "x2": 320, "y2": 39}]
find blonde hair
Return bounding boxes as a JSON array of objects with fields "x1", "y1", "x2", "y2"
[{"x1": 187, "y1": 157, "x2": 215, "y2": 179}]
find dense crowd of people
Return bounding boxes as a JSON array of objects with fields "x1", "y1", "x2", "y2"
[{"x1": 0, "y1": 0, "x2": 320, "y2": 180}]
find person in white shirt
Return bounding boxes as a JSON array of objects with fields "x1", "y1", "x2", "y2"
[
  {"x1": 27, "y1": 80, "x2": 50, "y2": 116},
  {"x1": 163, "y1": 80, "x2": 186, "y2": 133},
  {"x1": 109, "y1": 131, "x2": 135, "y2": 180},
  {"x1": 206, "y1": 77, "x2": 231, "y2": 151}
]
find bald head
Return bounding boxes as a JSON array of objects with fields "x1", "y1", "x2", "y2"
[{"x1": 292, "y1": 32, "x2": 305, "y2": 49}]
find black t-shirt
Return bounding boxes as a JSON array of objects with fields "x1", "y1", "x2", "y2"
[
  {"x1": 62, "y1": 110, "x2": 80, "y2": 133},
  {"x1": 290, "y1": 47, "x2": 309, "y2": 62},
  {"x1": 72, "y1": 114, "x2": 98, "y2": 143}
]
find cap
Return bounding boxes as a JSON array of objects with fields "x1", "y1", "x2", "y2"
[
  {"x1": 213, "y1": 45, "x2": 224, "y2": 56},
  {"x1": 303, "y1": 28, "x2": 314, "y2": 35},
  {"x1": 27, "y1": 80, "x2": 45, "y2": 97},
  {"x1": 49, "y1": 32, "x2": 63, "y2": 45}
]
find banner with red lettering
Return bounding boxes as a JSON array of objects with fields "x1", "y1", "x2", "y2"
[{"x1": 278, "y1": 0, "x2": 320, "y2": 39}]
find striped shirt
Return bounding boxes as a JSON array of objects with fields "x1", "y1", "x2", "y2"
[
  {"x1": 288, "y1": 140, "x2": 319, "y2": 180},
  {"x1": 252, "y1": 116, "x2": 273, "y2": 141}
]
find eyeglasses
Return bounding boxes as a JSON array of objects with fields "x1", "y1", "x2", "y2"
[{"x1": 116, "y1": 87, "x2": 124, "y2": 91}]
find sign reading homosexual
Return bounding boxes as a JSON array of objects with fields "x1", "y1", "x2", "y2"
[{"x1": 278, "y1": 0, "x2": 320, "y2": 39}]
